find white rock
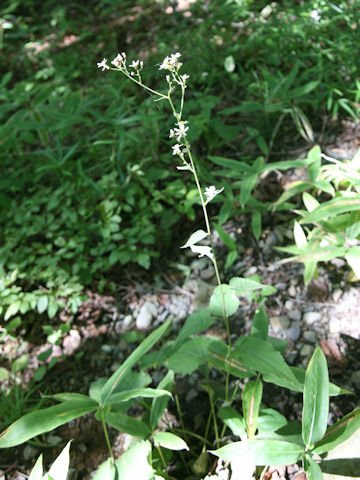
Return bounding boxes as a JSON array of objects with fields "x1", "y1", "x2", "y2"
[
  {"x1": 332, "y1": 289, "x2": 342, "y2": 302},
  {"x1": 303, "y1": 311, "x2": 322, "y2": 325},
  {"x1": 288, "y1": 285, "x2": 297, "y2": 297},
  {"x1": 123, "y1": 314, "x2": 133, "y2": 328},
  {"x1": 136, "y1": 301, "x2": 157, "y2": 329}
]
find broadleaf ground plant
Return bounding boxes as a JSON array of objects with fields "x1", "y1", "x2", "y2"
[{"x1": 1, "y1": 52, "x2": 360, "y2": 479}]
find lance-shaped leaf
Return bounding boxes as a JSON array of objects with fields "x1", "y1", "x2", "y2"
[
  {"x1": 100, "y1": 318, "x2": 171, "y2": 405},
  {"x1": 106, "y1": 412, "x2": 151, "y2": 439},
  {"x1": 28, "y1": 455, "x2": 43, "y2": 480},
  {"x1": 47, "y1": 440, "x2": 72, "y2": 480},
  {"x1": 150, "y1": 370, "x2": 174, "y2": 431},
  {"x1": 300, "y1": 195, "x2": 360, "y2": 224},
  {"x1": 207, "y1": 339, "x2": 253, "y2": 379},
  {"x1": 312, "y1": 408, "x2": 360, "y2": 455},
  {"x1": 257, "y1": 408, "x2": 287, "y2": 434},
  {"x1": 243, "y1": 378, "x2": 263, "y2": 439},
  {"x1": 302, "y1": 346, "x2": 329, "y2": 449},
  {"x1": 251, "y1": 307, "x2": 269, "y2": 340},
  {"x1": 0, "y1": 399, "x2": 97, "y2": 448},
  {"x1": 153, "y1": 432, "x2": 189, "y2": 451},
  {"x1": 174, "y1": 309, "x2": 214, "y2": 349},
  {"x1": 114, "y1": 440, "x2": 154, "y2": 479},
  {"x1": 218, "y1": 406, "x2": 246, "y2": 437},
  {"x1": 210, "y1": 439, "x2": 304, "y2": 466},
  {"x1": 303, "y1": 453, "x2": 323, "y2": 480},
  {"x1": 105, "y1": 388, "x2": 172, "y2": 406}
]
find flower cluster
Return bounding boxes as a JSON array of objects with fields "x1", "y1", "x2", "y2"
[
  {"x1": 97, "y1": 58, "x2": 109, "y2": 71},
  {"x1": 111, "y1": 52, "x2": 127, "y2": 69},
  {"x1": 159, "y1": 52, "x2": 182, "y2": 72},
  {"x1": 204, "y1": 186, "x2": 224, "y2": 204}
]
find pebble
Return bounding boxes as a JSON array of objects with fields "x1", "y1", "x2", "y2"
[
  {"x1": 63, "y1": 329, "x2": 81, "y2": 355},
  {"x1": 329, "y1": 317, "x2": 341, "y2": 333},
  {"x1": 289, "y1": 309, "x2": 301, "y2": 321},
  {"x1": 245, "y1": 266, "x2": 257, "y2": 276},
  {"x1": 300, "y1": 344, "x2": 312, "y2": 357},
  {"x1": 303, "y1": 311, "x2": 322, "y2": 325},
  {"x1": 270, "y1": 316, "x2": 290, "y2": 333},
  {"x1": 136, "y1": 301, "x2": 158, "y2": 329},
  {"x1": 288, "y1": 285, "x2": 296, "y2": 297},
  {"x1": 284, "y1": 325, "x2": 300, "y2": 342},
  {"x1": 303, "y1": 330, "x2": 317, "y2": 343},
  {"x1": 23, "y1": 445, "x2": 38, "y2": 460},
  {"x1": 123, "y1": 314, "x2": 133, "y2": 328},
  {"x1": 284, "y1": 300, "x2": 293, "y2": 310},
  {"x1": 332, "y1": 289, "x2": 342, "y2": 303},
  {"x1": 200, "y1": 266, "x2": 215, "y2": 280},
  {"x1": 275, "y1": 282, "x2": 287, "y2": 291}
]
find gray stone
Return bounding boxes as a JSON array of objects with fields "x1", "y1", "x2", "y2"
[
  {"x1": 284, "y1": 325, "x2": 300, "y2": 342},
  {"x1": 23, "y1": 445, "x2": 38, "y2": 460},
  {"x1": 303, "y1": 311, "x2": 322, "y2": 325},
  {"x1": 245, "y1": 266, "x2": 257, "y2": 276},
  {"x1": 289, "y1": 308, "x2": 301, "y2": 321},
  {"x1": 136, "y1": 301, "x2": 157, "y2": 329},
  {"x1": 285, "y1": 300, "x2": 294, "y2": 310},
  {"x1": 200, "y1": 266, "x2": 215, "y2": 280},
  {"x1": 300, "y1": 344, "x2": 312, "y2": 357},
  {"x1": 303, "y1": 330, "x2": 317, "y2": 343},
  {"x1": 270, "y1": 315, "x2": 290, "y2": 333},
  {"x1": 275, "y1": 282, "x2": 287, "y2": 291},
  {"x1": 123, "y1": 314, "x2": 133, "y2": 328}
]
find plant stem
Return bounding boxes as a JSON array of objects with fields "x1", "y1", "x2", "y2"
[{"x1": 100, "y1": 408, "x2": 114, "y2": 463}]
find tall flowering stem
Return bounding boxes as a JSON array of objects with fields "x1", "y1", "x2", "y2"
[{"x1": 98, "y1": 52, "x2": 232, "y2": 356}]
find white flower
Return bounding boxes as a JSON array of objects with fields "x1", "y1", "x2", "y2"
[
  {"x1": 159, "y1": 52, "x2": 182, "y2": 71},
  {"x1": 172, "y1": 120, "x2": 189, "y2": 140},
  {"x1": 97, "y1": 58, "x2": 109, "y2": 71},
  {"x1": 172, "y1": 144, "x2": 183, "y2": 156},
  {"x1": 180, "y1": 74, "x2": 189, "y2": 82},
  {"x1": 169, "y1": 129, "x2": 175, "y2": 139},
  {"x1": 204, "y1": 185, "x2": 224, "y2": 203},
  {"x1": 129, "y1": 60, "x2": 139, "y2": 68},
  {"x1": 111, "y1": 52, "x2": 126, "y2": 68}
]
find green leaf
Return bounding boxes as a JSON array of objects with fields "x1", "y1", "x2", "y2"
[
  {"x1": 100, "y1": 318, "x2": 170, "y2": 405},
  {"x1": 208, "y1": 155, "x2": 253, "y2": 173},
  {"x1": 234, "y1": 337, "x2": 301, "y2": 391},
  {"x1": 345, "y1": 246, "x2": 360, "y2": 279},
  {"x1": 48, "y1": 392, "x2": 96, "y2": 403},
  {"x1": 251, "y1": 307, "x2": 269, "y2": 340},
  {"x1": 242, "y1": 378, "x2": 263, "y2": 439},
  {"x1": 150, "y1": 370, "x2": 174, "y2": 431},
  {"x1": 300, "y1": 195, "x2": 360, "y2": 224},
  {"x1": 11, "y1": 354, "x2": 29, "y2": 374},
  {"x1": 210, "y1": 439, "x2": 303, "y2": 465},
  {"x1": 28, "y1": 455, "x2": 43, "y2": 480},
  {"x1": 304, "y1": 454, "x2": 323, "y2": 480},
  {"x1": 167, "y1": 337, "x2": 212, "y2": 375},
  {"x1": 290, "y1": 367, "x2": 351, "y2": 397},
  {"x1": 294, "y1": 221, "x2": 307, "y2": 248},
  {"x1": 218, "y1": 406, "x2": 246, "y2": 437},
  {"x1": 229, "y1": 277, "x2": 264, "y2": 296},
  {"x1": 114, "y1": 440, "x2": 154, "y2": 479},
  {"x1": 303, "y1": 192, "x2": 320, "y2": 212},
  {"x1": 207, "y1": 339, "x2": 253, "y2": 379},
  {"x1": 251, "y1": 211, "x2": 262, "y2": 240},
  {"x1": 91, "y1": 458, "x2": 116, "y2": 480},
  {"x1": 209, "y1": 284, "x2": 239, "y2": 317},
  {"x1": 225, "y1": 250, "x2": 238, "y2": 271},
  {"x1": 302, "y1": 347, "x2": 329, "y2": 449},
  {"x1": 153, "y1": 432, "x2": 189, "y2": 451},
  {"x1": 37, "y1": 296, "x2": 48, "y2": 315},
  {"x1": 46, "y1": 440, "x2": 71, "y2": 480},
  {"x1": 0, "y1": 400, "x2": 97, "y2": 448},
  {"x1": 240, "y1": 174, "x2": 258, "y2": 206},
  {"x1": 105, "y1": 388, "x2": 171, "y2": 406},
  {"x1": 106, "y1": 412, "x2": 151, "y2": 439},
  {"x1": 304, "y1": 261, "x2": 317, "y2": 285},
  {"x1": 257, "y1": 408, "x2": 287, "y2": 434},
  {"x1": 312, "y1": 408, "x2": 360, "y2": 455},
  {"x1": 174, "y1": 309, "x2": 214, "y2": 348},
  {"x1": 213, "y1": 223, "x2": 236, "y2": 250},
  {"x1": 289, "y1": 81, "x2": 319, "y2": 99},
  {"x1": 4, "y1": 300, "x2": 21, "y2": 320}
]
